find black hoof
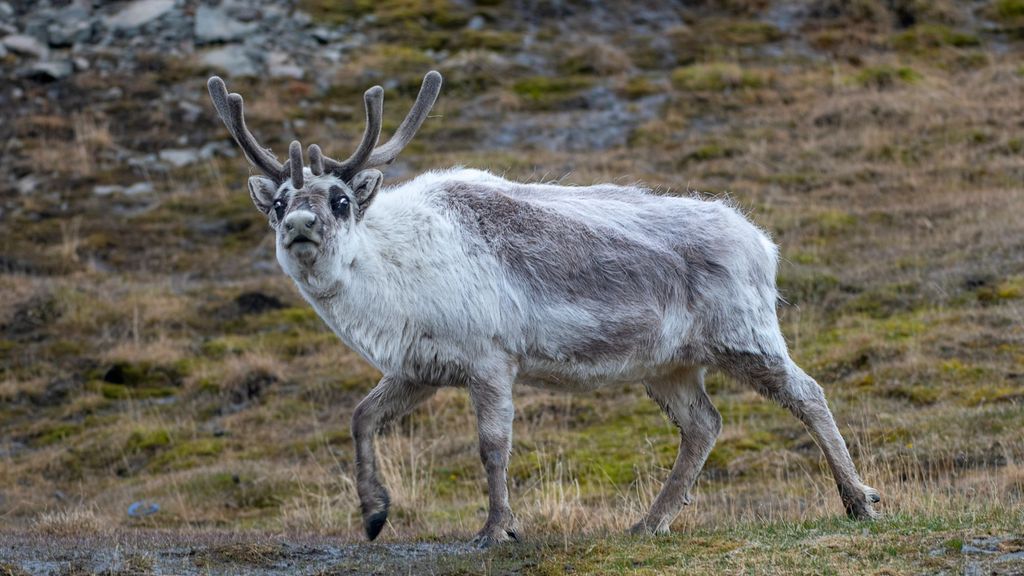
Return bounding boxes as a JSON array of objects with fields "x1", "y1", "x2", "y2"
[{"x1": 364, "y1": 509, "x2": 388, "y2": 541}]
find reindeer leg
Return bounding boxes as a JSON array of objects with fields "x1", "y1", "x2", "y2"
[
  {"x1": 720, "y1": 352, "x2": 881, "y2": 520},
  {"x1": 351, "y1": 376, "x2": 437, "y2": 540},
  {"x1": 467, "y1": 368, "x2": 519, "y2": 548},
  {"x1": 631, "y1": 367, "x2": 721, "y2": 534}
]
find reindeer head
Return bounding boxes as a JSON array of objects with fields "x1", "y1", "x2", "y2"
[{"x1": 207, "y1": 71, "x2": 442, "y2": 272}]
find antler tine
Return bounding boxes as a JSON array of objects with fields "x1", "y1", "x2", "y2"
[
  {"x1": 308, "y1": 144, "x2": 324, "y2": 176},
  {"x1": 289, "y1": 141, "x2": 304, "y2": 189},
  {"x1": 207, "y1": 76, "x2": 286, "y2": 183},
  {"x1": 365, "y1": 70, "x2": 442, "y2": 169},
  {"x1": 322, "y1": 85, "x2": 384, "y2": 182}
]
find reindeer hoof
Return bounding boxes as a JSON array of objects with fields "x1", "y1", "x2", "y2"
[
  {"x1": 844, "y1": 485, "x2": 882, "y2": 520},
  {"x1": 361, "y1": 492, "x2": 390, "y2": 541},
  {"x1": 628, "y1": 520, "x2": 670, "y2": 536},
  {"x1": 364, "y1": 509, "x2": 388, "y2": 541},
  {"x1": 472, "y1": 517, "x2": 520, "y2": 548}
]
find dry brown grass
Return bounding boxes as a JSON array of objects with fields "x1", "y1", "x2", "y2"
[{"x1": 1, "y1": 5, "x2": 1023, "y2": 574}]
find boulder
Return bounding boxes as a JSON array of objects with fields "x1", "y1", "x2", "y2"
[
  {"x1": 200, "y1": 45, "x2": 258, "y2": 77},
  {"x1": 2, "y1": 34, "x2": 48, "y2": 59},
  {"x1": 194, "y1": 4, "x2": 258, "y2": 44},
  {"x1": 18, "y1": 60, "x2": 74, "y2": 81},
  {"x1": 106, "y1": 0, "x2": 175, "y2": 31}
]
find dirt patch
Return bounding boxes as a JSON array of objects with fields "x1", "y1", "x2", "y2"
[{"x1": 0, "y1": 531, "x2": 483, "y2": 576}]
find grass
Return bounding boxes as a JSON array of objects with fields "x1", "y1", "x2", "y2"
[{"x1": 2, "y1": 0, "x2": 1024, "y2": 573}]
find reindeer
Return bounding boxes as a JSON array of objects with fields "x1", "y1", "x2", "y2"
[{"x1": 206, "y1": 70, "x2": 880, "y2": 546}]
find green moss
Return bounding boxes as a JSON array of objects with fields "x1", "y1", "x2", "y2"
[
  {"x1": 46, "y1": 339, "x2": 85, "y2": 356},
  {"x1": 992, "y1": 0, "x2": 1024, "y2": 30},
  {"x1": 777, "y1": 268, "x2": 840, "y2": 304},
  {"x1": 977, "y1": 275, "x2": 1024, "y2": 303},
  {"x1": 89, "y1": 381, "x2": 176, "y2": 400},
  {"x1": 101, "y1": 361, "x2": 184, "y2": 388},
  {"x1": 963, "y1": 384, "x2": 1023, "y2": 406},
  {"x1": 671, "y1": 63, "x2": 767, "y2": 92},
  {"x1": 512, "y1": 76, "x2": 595, "y2": 110},
  {"x1": 684, "y1": 142, "x2": 739, "y2": 163},
  {"x1": 448, "y1": 30, "x2": 522, "y2": 52},
  {"x1": 125, "y1": 428, "x2": 172, "y2": 452},
  {"x1": 851, "y1": 65, "x2": 922, "y2": 89},
  {"x1": 181, "y1": 471, "x2": 293, "y2": 510},
  {"x1": 149, "y1": 438, "x2": 224, "y2": 471},
  {"x1": 842, "y1": 283, "x2": 921, "y2": 318},
  {"x1": 892, "y1": 24, "x2": 980, "y2": 52},
  {"x1": 300, "y1": 0, "x2": 469, "y2": 27},
  {"x1": 886, "y1": 384, "x2": 941, "y2": 405},
  {"x1": 712, "y1": 20, "x2": 784, "y2": 45},
  {"x1": 618, "y1": 76, "x2": 661, "y2": 99},
  {"x1": 33, "y1": 423, "x2": 83, "y2": 446}
]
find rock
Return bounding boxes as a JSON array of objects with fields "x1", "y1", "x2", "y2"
[
  {"x1": 18, "y1": 60, "x2": 74, "y2": 81},
  {"x1": 2, "y1": 34, "x2": 49, "y2": 59},
  {"x1": 194, "y1": 4, "x2": 258, "y2": 44},
  {"x1": 178, "y1": 100, "x2": 203, "y2": 123},
  {"x1": 15, "y1": 175, "x2": 40, "y2": 195},
  {"x1": 96, "y1": 181, "x2": 154, "y2": 196},
  {"x1": 199, "y1": 45, "x2": 258, "y2": 77},
  {"x1": 47, "y1": 3, "x2": 95, "y2": 47},
  {"x1": 0, "y1": 43, "x2": 6, "y2": 58},
  {"x1": 310, "y1": 26, "x2": 334, "y2": 44},
  {"x1": 467, "y1": 15, "x2": 486, "y2": 31},
  {"x1": 267, "y1": 51, "x2": 303, "y2": 79},
  {"x1": 125, "y1": 182, "x2": 154, "y2": 195},
  {"x1": 0, "y1": 2, "x2": 13, "y2": 19},
  {"x1": 159, "y1": 148, "x2": 200, "y2": 167},
  {"x1": 94, "y1": 185, "x2": 123, "y2": 196},
  {"x1": 198, "y1": 141, "x2": 225, "y2": 160},
  {"x1": 106, "y1": 0, "x2": 175, "y2": 31}
]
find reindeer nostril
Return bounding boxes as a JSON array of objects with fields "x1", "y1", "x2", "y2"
[
  {"x1": 305, "y1": 215, "x2": 316, "y2": 229},
  {"x1": 285, "y1": 222, "x2": 294, "y2": 230}
]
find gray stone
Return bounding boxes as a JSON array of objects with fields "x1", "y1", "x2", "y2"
[
  {"x1": 47, "y1": 21, "x2": 93, "y2": 47},
  {"x1": 0, "y1": 43, "x2": 6, "y2": 58},
  {"x1": 2, "y1": 34, "x2": 49, "y2": 58},
  {"x1": 124, "y1": 182, "x2": 154, "y2": 195},
  {"x1": 0, "y1": 2, "x2": 13, "y2": 19},
  {"x1": 18, "y1": 60, "x2": 74, "y2": 81},
  {"x1": 16, "y1": 175, "x2": 40, "y2": 195},
  {"x1": 178, "y1": 100, "x2": 203, "y2": 123},
  {"x1": 47, "y1": 3, "x2": 94, "y2": 47},
  {"x1": 199, "y1": 45, "x2": 258, "y2": 76},
  {"x1": 106, "y1": 0, "x2": 175, "y2": 30},
  {"x1": 198, "y1": 141, "x2": 225, "y2": 160},
  {"x1": 467, "y1": 15, "x2": 486, "y2": 31},
  {"x1": 267, "y1": 51, "x2": 303, "y2": 79},
  {"x1": 310, "y1": 26, "x2": 334, "y2": 43},
  {"x1": 159, "y1": 148, "x2": 200, "y2": 167},
  {"x1": 194, "y1": 4, "x2": 258, "y2": 44},
  {"x1": 93, "y1": 185, "x2": 124, "y2": 196}
]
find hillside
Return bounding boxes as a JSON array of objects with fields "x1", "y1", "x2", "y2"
[{"x1": 1, "y1": 0, "x2": 1023, "y2": 574}]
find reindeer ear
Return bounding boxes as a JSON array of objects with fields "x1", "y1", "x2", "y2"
[
  {"x1": 350, "y1": 169, "x2": 383, "y2": 219},
  {"x1": 248, "y1": 176, "x2": 277, "y2": 214}
]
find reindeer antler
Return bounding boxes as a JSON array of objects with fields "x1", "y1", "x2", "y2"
[
  {"x1": 208, "y1": 71, "x2": 443, "y2": 187},
  {"x1": 208, "y1": 76, "x2": 289, "y2": 185},
  {"x1": 320, "y1": 85, "x2": 384, "y2": 182},
  {"x1": 320, "y1": 71, "x2": 443, "y2": 182}
]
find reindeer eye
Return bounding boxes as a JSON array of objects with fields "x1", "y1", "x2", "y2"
[
  {"x1": 329, "y1": 186, "x2": 350, "y2": 219},
  {"x1": 272, "y1": 198, "x2": 286, "y2": 220}
]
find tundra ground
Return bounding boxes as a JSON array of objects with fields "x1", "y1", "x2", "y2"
[{"x1": 1, "y1": 0, "x2": 1023, "y2": 574}]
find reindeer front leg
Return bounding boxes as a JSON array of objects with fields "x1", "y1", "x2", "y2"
[
  {"x1": 351, "y1": 376, "x2": 436, "y2": 540},
  {"x1": 468, "y1": 369, "x2": 520, "y2": 547}
]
